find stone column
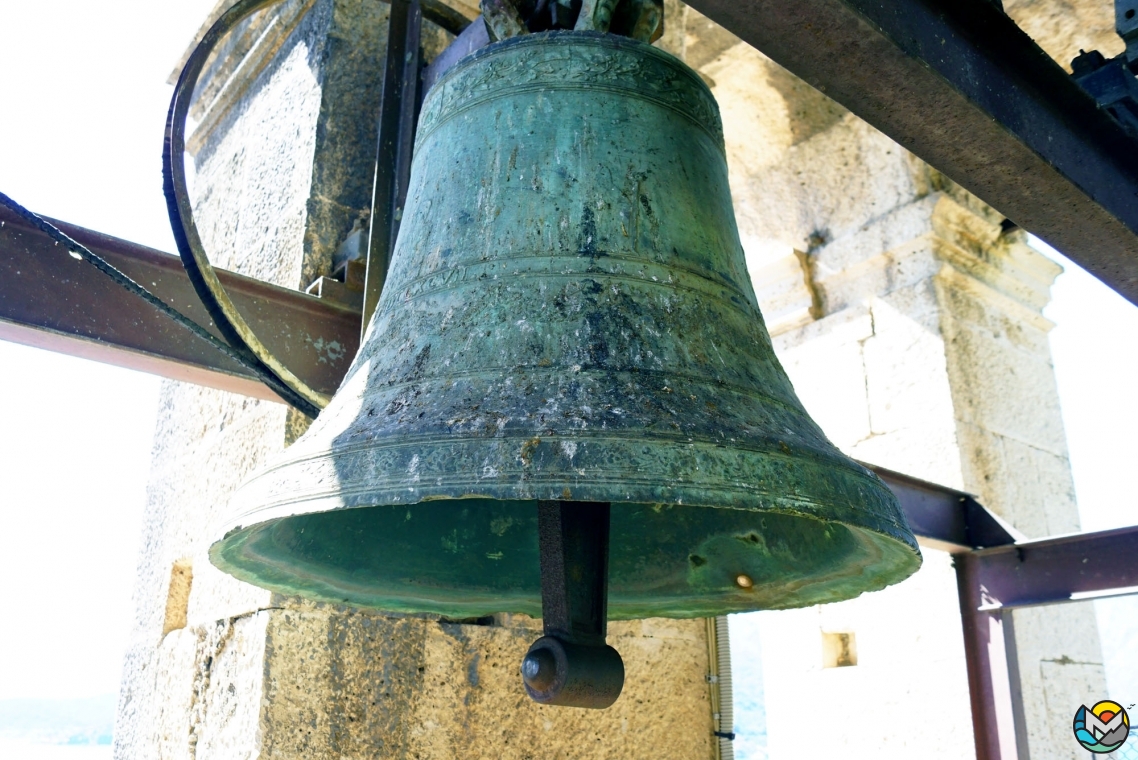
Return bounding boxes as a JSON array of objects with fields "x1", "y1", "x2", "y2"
[
  {"x1": 115, "y1": 2, "x2": 716, "y2": 758},
  {"x1": 675, "y1": 7, "x2": 1106, "y2": 759}
]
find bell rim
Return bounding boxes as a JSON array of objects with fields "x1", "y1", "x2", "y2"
[{"x1": 209, "y1": 491, "x2": 922, "y2": 620}]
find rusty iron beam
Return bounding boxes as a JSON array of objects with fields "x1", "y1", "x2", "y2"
[
  {"x1": 684, "y1": 0, "x2": 1138, "y2": 308},
  {"x1": 0, "y1": 204, "x2": 360, "y2": 402},
  {"x1": 969, "y1": 523, "x2": 1138, "y2": 610},
  {"x1": 956, "y1": 554, "x2": 1024, "y2": 760},
  {"x1": 867, "y1": 465, "x2": 1020, "y2": 552}
]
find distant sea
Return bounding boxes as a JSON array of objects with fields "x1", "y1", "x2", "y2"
[{"x1": 0, "y1": 695, "x2": 115, "y2": 758}]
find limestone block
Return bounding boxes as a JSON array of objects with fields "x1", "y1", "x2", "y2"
[
  {"x1": 810, "y1": 196, "x2": 942, "y2": 283},
  {"x1": 116, "y1": 614, "x2": 270, "y2": 760},
  {"x1": 860, "y1": 287, "x2": 964, "y2": 487},
  {"x1": 1013, "y1": 604, "x2": 1107, "y2": 760},
  {"x1": 115, "y1": 639, "x2": 190, "y2": 759},
  {"x1": 726, "y1": 114, "x2": 926, "y2": 257},
  {"x1": 941, "y1": 315, "x2": 1069, "y2": 459},
  {"x1": 252, "y1": 606, "x2": 713, "y2": 759},
  {"x1": 748, "y1": 248, "x2": 818, "y2": 336},
  {"x1": 130, "y1": 385, "x2": 283, "y2": 641},
  {"x1": 932, "y1": 229, "x2": 1060, "y2": 321},
  {"x1": 259, "y1": 608, "x2": 427, "y2": 758},
  {"x1": 759, "y1": 550, "x2": 975, "y2": 760},
  {"x1": 1005, "y1": 0, "x2": 1121, "y2": 72},
  {"x1": 406, "y1": 618, "x2": 712, "y2": 760},
  {"x1": 956, "y1": 422, "x2": 1080, "y2": 538},
  {"x1": 682, "y1": 16, "x2": 925, "y2": 260},
  {"x1": 189, "y1": 10, "x2": 325, "y2": 284},
  {"x1": 187, "y1": 615, "x2": 272, "y2": 760},
  {"x1": 772, "y1": 307, "x2": 874, "y2": 450}
]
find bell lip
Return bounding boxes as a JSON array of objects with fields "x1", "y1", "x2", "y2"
[
  {"x1": 209, "y1": 451, "x2": 922, "y2": 620},
  {"x1": 207, "y1": 498, "x2": 922, "y2": 620},
  {"x1": 215, "y1": 428, "x2": 920, "y2": 551}
]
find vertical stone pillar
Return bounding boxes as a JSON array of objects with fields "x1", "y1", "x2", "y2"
[
  {"x1": 673, "y1": 6, "x2": 1106, "y2": 758},
  {"x1": 115, "y1": 3, "x2": 716, "y2": 758}
]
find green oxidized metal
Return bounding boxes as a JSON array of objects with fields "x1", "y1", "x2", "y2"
[{"x1": 210, "y1": 31, "x2": 922, "y2": 619}]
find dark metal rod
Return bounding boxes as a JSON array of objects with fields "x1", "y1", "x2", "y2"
[
  {"x1": 537, "y1": 500, "x2": 611, "y2": 644},
  {"x1": 362, "y1": 0, "x2": 424, "y2": 340},
  {"x1": 684, "y1": 0, "x2": 1138, "y2": 307},
  {"x1": 955, "y1": 553, "x2": 1022, "y2": 760}
]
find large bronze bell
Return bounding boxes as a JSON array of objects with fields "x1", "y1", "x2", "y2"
[{"x1": 210, "y1": 30, "x2": 921, "y2": 708}]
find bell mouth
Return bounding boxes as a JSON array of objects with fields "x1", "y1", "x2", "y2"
[
  {"x1": 210, "y1": 496, "x2": 919, "y2": 620},
  {"x1": 209, "y1": 27, "x2": 923, "y2": 618}
]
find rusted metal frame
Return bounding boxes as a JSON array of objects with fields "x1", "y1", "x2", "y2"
[
  {"x1": 867, "y1": 464, "x2": 1023, "y2": 759},
  {"x1": 361, "y1": 0, "x2": 424, "y2": 340},
  {"x1": 967, "y1": 524, "x2": 1138, "y2": 610},
  {"x1": 867, "y1": 464, "x2": 1021, "y2": 552},
  {"x1": 682, "y1": 0, "x2": 1138, "y2": 308},
  {"x1": 956, "y1": 553, "x2": 1024, "y2": 760},
  {"x1": 942, "y1": 514, "x2": 1138, "y2": 760},
  {"x1": 0, "y1": 205, "x2": 360, "y2": 401}
]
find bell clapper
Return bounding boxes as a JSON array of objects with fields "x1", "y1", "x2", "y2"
[{"x1": 522, "y1": 500, "x2": 625, "y2": 708}]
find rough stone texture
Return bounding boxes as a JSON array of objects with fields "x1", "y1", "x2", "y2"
[
  {"x1": 1005, "y1": 0, "x2": 1122, "y2": 72},
  {"x1": 256, "y1": 606, "x2": 711, "y2": 759}
]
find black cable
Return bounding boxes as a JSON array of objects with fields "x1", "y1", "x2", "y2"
[{"x1": 0, "y1": 190, "x2": 316, "y2": 409}]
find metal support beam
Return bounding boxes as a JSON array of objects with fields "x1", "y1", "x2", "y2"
[
  {"x1": 956, "y1": 553, "x2": 1023, "y2": 760},
  {"x1": 0, "y1": 205, "x2": 360, "y2": 401},
  {"x1": 684, "y1": 0, "x2": 1138, "y2": 307},
  {"x1": 969, "y1": 524, "x2": 1138, "y2": 609},
  {"x1": 867, "y1": 465, "x2": 1021, "y2": 552}
]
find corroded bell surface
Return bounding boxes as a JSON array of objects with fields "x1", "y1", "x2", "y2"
[{"x1": 211, "y1": 31, "x2": 921, "y2": 620}]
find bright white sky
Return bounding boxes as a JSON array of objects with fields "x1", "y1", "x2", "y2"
[
  {"x1": 0, "y1": 0, "x2": 1136, "y2": 707},
  {"x1": 0, "y1": 0, "x2": 218, "y2": 700}
]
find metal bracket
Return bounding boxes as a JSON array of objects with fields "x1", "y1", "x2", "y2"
[{"x1": 521, "y1": 500, "x2": 625, "y2": 708}]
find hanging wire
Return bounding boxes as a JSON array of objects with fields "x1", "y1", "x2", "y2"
[{"x1": 0, "y1": 190, "x2": 319, "y2": 413}]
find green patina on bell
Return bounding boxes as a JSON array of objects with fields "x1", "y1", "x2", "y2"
[{"x1": 210, "y1": 31, "x2": 921, "y2": 619}]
